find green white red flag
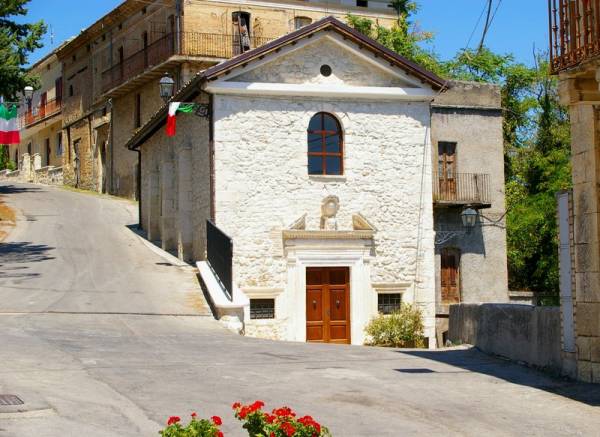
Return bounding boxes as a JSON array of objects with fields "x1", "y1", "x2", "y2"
[
  {"x1": 166, "y1": 102, "x2": 196, "y2": 137},
  {"x1": 0, "y1": 103, "x2": 20, "y2": 144}
]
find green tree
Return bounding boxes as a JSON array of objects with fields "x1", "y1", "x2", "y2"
[
  {"x1": 0, "y1": 0, "x2": 46, "y2": 100},
  {"x1": 346, "y1": 13, "x2": 445, "y2": 76}
]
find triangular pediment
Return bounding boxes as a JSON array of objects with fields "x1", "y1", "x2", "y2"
[{"x1": 225, "y1": 34, "x2": 419, "y2": 88}]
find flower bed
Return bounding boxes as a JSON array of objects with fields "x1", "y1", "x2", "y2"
[{"x1": 159, "y1": 401, "x2": 331, "y2": 436}]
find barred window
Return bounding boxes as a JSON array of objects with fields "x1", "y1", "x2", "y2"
[
  {"x1": 378, "y1": 293, "x2": 402, "y2": 315},
  {"x1": 250, "y1": 299, "x2": 275, "y2": 319}
]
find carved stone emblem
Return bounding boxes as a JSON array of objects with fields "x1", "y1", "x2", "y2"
[{"x1": 320, "y1": 195, "x2": 340, "y2": 230}]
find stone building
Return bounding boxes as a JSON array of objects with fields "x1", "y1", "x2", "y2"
[
  {"x1": 55, "y1": 0, "x2": 397, "y2": 197},
  {"x1": 126, "y1": 17, "x2": 508, "y2": 346},
  {"x1": 549, "y1": 0, "x2": 600, "y2": 383},
  {"x1": 431, "y1": 81, "x2": 508, "y2": 343},
  {"x1": 8, "y1": 49, "x2": 64, "y2": 183}
]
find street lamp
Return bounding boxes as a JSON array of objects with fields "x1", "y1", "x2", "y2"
[
  {"x1": 23, "y1": 86, "x2": 34, "y2": 105},
  {"x1": 159, "y1": 74, "x2": 175, "y2": 103},
  {"x1": 461, "y1": 207, "x2": 478, "y2": 230}
]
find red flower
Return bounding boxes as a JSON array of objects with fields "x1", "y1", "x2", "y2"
[
  {"x1": 265, "y1": 413, "x2": 276, "y2": 424},
  {"x1": 191, "y1": 412, "x2": 197, "y2": 418},
  {"x1": 273, "y1": 407, "x2": 295, "y2": 418},
  {"x1": 217, "y1": 432, "x2": 224, "y2": 437},
  {"x1": 232, "y1": 402, "x2": 241, "y2": 410},
  {"x1": 211, "y1": 416, "x2": 223, "y2": 426},
  {"x1": 250, "y1": 400, "x2": 265, "y2": 411},
  {"x1": 167, "y1": 416, "x2": 181, "y2": 426},
  {"x1": 281, "y1": 421, "x2": 296, "y2": 437}
]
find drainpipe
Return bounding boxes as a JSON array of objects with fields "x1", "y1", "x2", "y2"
[
  {"x1": 208, "y1": 92, "x2": 215, "y2": 222},
  {"x1": 175, "y1": 0, "x2": 182, "y2": 54},
  {"x1": 136, "y1": 149, "x2": 142, "y2": 229},
  {"x1": 108, "y1": 98, "x2": 114, "y2": 194}
]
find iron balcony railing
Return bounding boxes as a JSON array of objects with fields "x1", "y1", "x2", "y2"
[
  {"x1": 433, "y1": 172, "x2": 491, "y2": 205},
  {"x1": 101, "y1": 32, "x2": 276, "y2": 93},
  {"x1": 549, "y1": 0, "x2": 600, "y2": 73},
  {"x1": 206, "y1": 220, "x2": 233, "y2": 300},
  {"x1": 19, "y1": 98, "x2": 62, "y2": 128}
]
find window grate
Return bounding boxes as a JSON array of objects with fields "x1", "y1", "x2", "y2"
[
  {"x1": 250, "y1": 299, "x2": 275, "y2": 319},
  {"x1": 378, "y1": 293, "x2": 402, "y2": 315}
]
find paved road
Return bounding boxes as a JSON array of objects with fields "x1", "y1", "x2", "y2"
[{"x1": 0, "y1": 182, "x2": 599, "y2": 437}]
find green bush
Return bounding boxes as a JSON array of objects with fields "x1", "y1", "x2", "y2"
[{"x1": 364, "y1": 303, "x2": 425, "y2": 348}]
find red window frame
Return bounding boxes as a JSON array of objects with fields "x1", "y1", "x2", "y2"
[{"x1": 307, "y1": 112, "x2": 343, "y2": 175}]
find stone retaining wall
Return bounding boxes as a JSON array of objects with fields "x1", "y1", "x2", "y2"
[
  {"x1": 449, "y1": 303, "x2": 566, "y2": 376},
  {"x1": 0, "y1": 165, "x2": 63, "y2": 186}
]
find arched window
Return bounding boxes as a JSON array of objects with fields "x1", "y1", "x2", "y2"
[{"x1": 307, "y1": 112, "x2": 343, "y2": 175}]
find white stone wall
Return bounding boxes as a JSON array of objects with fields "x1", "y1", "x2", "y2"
[
  {"x1": 213, "y1": 94, "x2": 436, "y2": 341},
  {"x1": 140, "y1": 96, "x2": 211, "y2": 262}
]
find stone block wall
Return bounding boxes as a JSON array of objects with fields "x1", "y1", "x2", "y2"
[
  {"x1": 139, "y1": 92, "x2": 211, "y2": 262},
  {"x1": 449, "y1": 303, "x2": 565, "y2": 375},
  {"x1": 567, "y1": 103, "x2": 600, "y2": 383}
]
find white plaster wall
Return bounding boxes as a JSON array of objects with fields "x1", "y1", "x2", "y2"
[{"x1": 213, "y1": 94, "x2": 436, "y2": 343}]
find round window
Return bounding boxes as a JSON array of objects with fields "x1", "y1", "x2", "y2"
[{"x1": 320, "y1": 64, "x2": 332, "y2": 77}]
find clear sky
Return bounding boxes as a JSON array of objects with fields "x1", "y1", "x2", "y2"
[{"x1": 21, "y1": 0, "x2": 549, "y2": 66}]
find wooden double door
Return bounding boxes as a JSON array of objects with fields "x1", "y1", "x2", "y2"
[{"x1": 306, "y1": 267, "x2": 350, "y2": 344}]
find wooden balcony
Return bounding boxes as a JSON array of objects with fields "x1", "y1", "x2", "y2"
[
  {"x1": 549, "y1": 0, "x2": 600, "y2": 73},
  {"x1": 433, "y1": 173, "x2": 491, "y2": 208},
  {"x1": 101, "y1": 32, "x2": 275, "y2": 94},
  {"x1": 19, "y1": 98, "x2": 61, "y2": 129}
]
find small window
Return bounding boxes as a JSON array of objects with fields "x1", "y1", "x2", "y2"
[
  {"x1": 69, "y1": 84, "x2": 74, "y2": 97},
  {"x1": 307, "y1": 112, "x2": 343, "y2": 175},
  {"x1": 357, "y1": 0, "x2": 368, "y2": 6},
  {"x1": 142, "y1": 6, "x2": 147, "y2": 14},
  {"x1": 134, "y1": 93, "x2": 141, "y2": 128},
  {"x1": 294, "y1": 16, "x2": 312, "y2": 30},
  {"x1": 378, "y1": 293, "x2": 402, "y2": 314},
  {"x1": 250, "y1": 299, "x2": 275, "y2": 319},
  {"x1": 320, "y1": 64, "x2": 332, "y2": 77},
  {"x1": 72, "y1": 54, "x2": 76, "y2": 62}
]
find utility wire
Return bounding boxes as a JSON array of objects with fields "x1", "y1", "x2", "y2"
[
  {"x1": 477, "y1": 0, "x2": 493, "y2": 52},
  {"x1": 465, "y1": 0, "x2": 488, "y2": 50},
  {"x1": 478, "y1": 0, "x2": 503, "y2": 52}
]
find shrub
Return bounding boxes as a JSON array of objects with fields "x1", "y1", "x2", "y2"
[
  {"x1": 159, "y1": 413, "x2": 223, "y2": 437},
  {"x1": 364, "y1": 303, "x2": 425, "y2": 347},
  {"x1": 233, "y1": 401, "x2": 332, "y2": 437}
]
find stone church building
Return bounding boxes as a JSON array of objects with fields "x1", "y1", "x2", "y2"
[{"x1": 126, "y1": 17, "x2": 508, "y2": 347}]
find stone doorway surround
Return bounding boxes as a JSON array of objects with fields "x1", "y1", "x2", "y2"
[{"x1": 282, "y1": 226, "x2": 375, "y2": 346}]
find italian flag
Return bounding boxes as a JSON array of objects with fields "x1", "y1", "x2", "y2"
[
  {"x1": 0, "y1": 103, "x2": 20, "y2": 144},
  {"x1": 166, "y1": 102, "x2": 196, "y2": 137}
]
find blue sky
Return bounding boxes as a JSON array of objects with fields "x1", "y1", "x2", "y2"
[{"x1": 21, "y1": 0, "x2": 548, "y2": 66}]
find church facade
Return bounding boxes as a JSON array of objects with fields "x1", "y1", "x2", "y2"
[{"x1": 127, "y1": 17, "x2": 507, "y2": 347}]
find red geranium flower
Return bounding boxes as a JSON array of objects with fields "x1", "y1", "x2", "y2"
[
  {"x1": 211, "y1": 415, "x2": 223, "y2": 426},
  {"x1": 167, "y1": 416, "x2": 181, "y2": 426},
  {"x1": 280, "y1": 421, "x2": 296, "y2": 437},
  {"x1": 191, "y1": 412, "x2": 197, "y2": 418},
  {"x1": 232, "y1": 402, "x2": 241, "y2": 409},
  {"x1": 218, "y1": 432, "x2": 224, "y2": 437}
]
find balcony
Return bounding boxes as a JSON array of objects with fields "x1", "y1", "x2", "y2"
[
  {"x1": 549, "y1": 0, "x2": 600, "y2": 73},
  {"x1": 101, "y1": 32, "x2": 276, "y2": 94},
  {"x1": 433, "y1": 173, "x2": 491, "y2": 207},
  {"x1": 19, "y1": 98, "x2": 61, "y2": 128}
]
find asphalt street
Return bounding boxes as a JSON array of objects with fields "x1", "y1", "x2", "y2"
[{"x1": 0, "y1": 182, "x2": 598, "y2": 437}]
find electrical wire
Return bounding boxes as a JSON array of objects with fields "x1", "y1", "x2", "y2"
[{"x1": 465, "y1": 0, "x2": 488, "y2": 50}]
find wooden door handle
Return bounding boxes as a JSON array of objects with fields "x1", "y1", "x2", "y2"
[
  {"x1": 336, "y1": 300, "x2": 340, "y2": 308},
  {"x1": 312, "y1": 300, "x2": 317, "y2": 309}
]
